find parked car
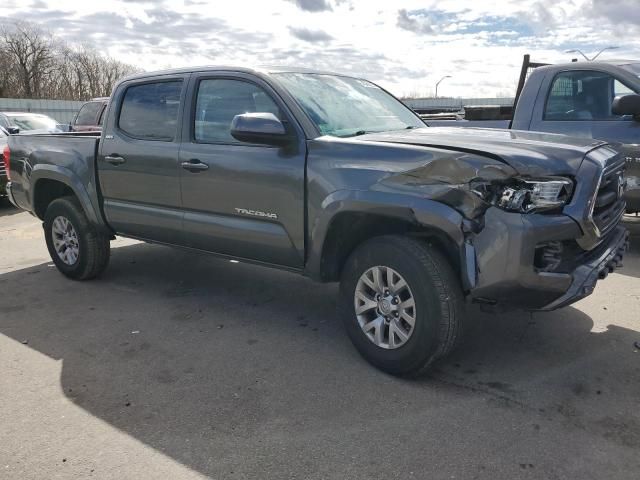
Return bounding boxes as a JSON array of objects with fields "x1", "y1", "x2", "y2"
[
  {"x1": 423, "y1": 56, "x2": 640, "y2": 213},
  {"x1": 70, "y1": 98, "x2": 108, "y2": 132},
  {"x1": 0, "y1": 126, "x2": 8, "y2": 195},
  {"x1": 0, "y1": 112, "x2": 66, "y2": 134},
  {"x1": 3, "y1": 66, "x2": 629, "y2": 376}
]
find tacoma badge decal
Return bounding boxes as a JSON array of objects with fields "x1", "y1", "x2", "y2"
[{"x1": 235, "y1": 208, "x2": 278, "y2": 219}]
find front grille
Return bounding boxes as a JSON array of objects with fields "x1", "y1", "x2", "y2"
[
  {"x1": 0, "y1": 162, "x2": 6, "y2": 178},
  {"x1": 593, "y1": 155, "x2": 626, "y2": 237}
]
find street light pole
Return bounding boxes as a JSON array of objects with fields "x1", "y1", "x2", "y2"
[
  {"x1": 435, "y1": 75, "x2": 451, "y2": 98},
  {"x1": 564, "y1": 46, "x2": 619, "y2": 61},
  {"x1": 565, "y1": 49, "x2": 590, "y2": 61},
  {"x1": 591, "y1": 46, "x2": 620, "y2": 61}
]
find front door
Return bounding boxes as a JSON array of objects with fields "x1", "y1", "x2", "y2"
[
  {"x1": 98, "y1": 76, "x2": 188, "y2": 243},
  {"x1": 178, "y1": 74, "x2": 306, "y2": 268}
]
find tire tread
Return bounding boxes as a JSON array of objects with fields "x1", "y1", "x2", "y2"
[
  {"x1": 340, "y1": 234, "x2": 465, "y2": 376},
  {"x1": 44, "y1": 196, "x2": 110, "y2": 280}
]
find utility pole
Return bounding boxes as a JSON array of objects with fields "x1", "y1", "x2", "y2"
[{"x1": 435, "y1": 75, "x2": 451, "y2": 98}]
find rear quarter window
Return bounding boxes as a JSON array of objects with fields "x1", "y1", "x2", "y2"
[{"x1": 118, "y1": 80, "x2": 183, "y2": 141}]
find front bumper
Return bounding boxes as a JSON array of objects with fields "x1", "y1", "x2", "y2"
[
  {"x1": 468, "y1": 207, "x2": 629, "y2": 311},
  {"x1": 540, "y1": 226, "x2": 629, "y2": 310}
]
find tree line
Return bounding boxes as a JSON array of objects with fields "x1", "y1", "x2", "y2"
[{"x1": 0, "y1": 21, "x2": 139, "y2": 100}]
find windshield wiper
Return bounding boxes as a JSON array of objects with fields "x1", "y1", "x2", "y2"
[
  {"x1": 337, "y1": 130, "x2": 370, "y2": 138},
  {"x1": 342, "y1": 127, "x2": 417, "y2": 137}
]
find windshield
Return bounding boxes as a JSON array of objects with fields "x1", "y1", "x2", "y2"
[
  {"x1": 274, "y1": 73, "x2": 424, "y2": 137},
  {"x1": 7, "y1": 114, "x2": 58, "y2": 131}
]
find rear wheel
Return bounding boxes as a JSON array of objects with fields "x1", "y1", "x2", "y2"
[
  {"x1": 44, "y1": 196, "x2": 110, "y2": 280},
  {"x1": 340, "y1": 235, "x2": 464, "y2": 376}
]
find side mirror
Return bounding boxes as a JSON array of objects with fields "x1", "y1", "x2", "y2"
[
  {"x1": 612, "y1": 94, "x2": 640, "y2": 118},
  {"x1": 7, "y1": 126, "x2": 20, "y2": 134},
  {"x1": 230, "y1": 112, "x2": 290, "y2": 146}
]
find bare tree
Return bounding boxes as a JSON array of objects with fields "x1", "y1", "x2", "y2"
[
  {"x1": 0, "y1": 20, "x2": 139, "y2": 100},
  {"x1": 0, "y1": 21, "x2": 56, "y2": 97}
]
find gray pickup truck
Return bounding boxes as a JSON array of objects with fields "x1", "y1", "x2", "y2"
[
  {"x1": 425, "y1": 57, "x2": 640, "y2": 213},
  {"x1": 3, "y1": 66, "x2": 630, "y2": 376}
]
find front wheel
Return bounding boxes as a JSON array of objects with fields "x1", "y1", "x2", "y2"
[
  {"x1": 340, "y1": 235, "x2": 465, "y2": 376},
  {"x1": 44, "y1": 196, "x2": 110, "y2": 280}
]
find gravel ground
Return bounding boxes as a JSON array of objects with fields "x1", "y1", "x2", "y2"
[{"x1": 1, "y1": 202, "x2": 639, "y2": 480}]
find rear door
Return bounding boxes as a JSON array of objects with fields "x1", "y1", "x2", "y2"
[
  {"x1": 98, "y1": 75, "x2": 188, "y2": 243},
  {"x1": 178, "y1": 72, "x2": 307, "y2": 268}
]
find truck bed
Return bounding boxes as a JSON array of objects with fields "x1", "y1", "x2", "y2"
[{"x1": 6, "y1": 132, "x2": 102, "y2": 218}]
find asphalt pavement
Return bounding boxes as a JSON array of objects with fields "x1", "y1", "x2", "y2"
[{"x1": 1, "y1": 201, "x2": 639, "y2": 480}]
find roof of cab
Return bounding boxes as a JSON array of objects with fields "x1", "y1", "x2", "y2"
[{"x1": 118, "y1": 65, "x2": 360, "y2": 83}]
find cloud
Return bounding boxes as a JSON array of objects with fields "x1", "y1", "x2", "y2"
[
  {"x1": 591, "y1": 0, "x2": 640, "y2": 30},
  {"x1": 289, "y1": 0, "x2": 332, "y2": 12},
  {"x1": 0, "y1": 0, "x2": 638, "y2": 98},
  {"x1": 396, "y1": 9, "x2": 434, "y2": 35},
  {"x1": 289, "y1": 26, "x2": 333, "y2": 43}
]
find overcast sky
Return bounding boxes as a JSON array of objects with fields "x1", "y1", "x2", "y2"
[{"x1": 1, "y1": 0, "x2": 638, "y2": 97}]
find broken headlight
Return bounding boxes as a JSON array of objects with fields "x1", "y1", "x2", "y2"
[{"x1": 473, "y1": 177, "x2": 574, "y2": 213}]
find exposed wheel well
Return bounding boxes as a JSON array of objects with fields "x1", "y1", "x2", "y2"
[
  {"x1": 319, "y1": 212, "x2": 462, "y2": 283},
  {"x1": 33, "y1": 179, "x2": 75, "y2": 219}
]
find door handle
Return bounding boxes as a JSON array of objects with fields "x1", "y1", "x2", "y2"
[
  {"x1": 104, "y1": 155, "x2": 126, "y2": 165},
  {"x1": 181, "y1": 159, "x2": 209, "y2": 172}
]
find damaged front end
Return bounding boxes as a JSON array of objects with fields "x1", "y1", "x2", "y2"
[
  {"x1": 383, "y1": 154, "x2": 576, "y2": 220},
  {"x1": 380, "y1": 150, "x2": 629, "y2": 311}
]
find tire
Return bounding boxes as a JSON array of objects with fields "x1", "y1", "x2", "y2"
[
  {"x1": 339, "y1": 235, "x2": 464, "y2": 377},
  {"x1": 43, "y1": 196, "x2": 110, "y2": 280}
]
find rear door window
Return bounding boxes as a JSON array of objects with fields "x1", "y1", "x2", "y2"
[
  {"x1": 118, "y1": 80, "x2": 183, "y2": 141},
  {"x1": 75, "y1": 102, "x2": 102, "y2": 125}
]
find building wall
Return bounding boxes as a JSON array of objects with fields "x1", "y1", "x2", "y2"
[{"x1": 0, "y1": 98, "x2": 84, "y2": 124}]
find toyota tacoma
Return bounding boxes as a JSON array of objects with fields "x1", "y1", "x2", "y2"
[{"x1": 3, "y1": 66, "x2": 630, "y2": 375}]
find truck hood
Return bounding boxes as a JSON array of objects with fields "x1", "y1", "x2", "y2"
[{"x1": 357, "y1": 127, "x2": 607, "y2": 176}]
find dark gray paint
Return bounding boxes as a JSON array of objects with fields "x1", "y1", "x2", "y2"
[
  {"x1": 98, "y1": 73, "x2": 190, "y2": 243},
  {"x1": 4, "y1": 65, "x2": 629, "y2": 311}
]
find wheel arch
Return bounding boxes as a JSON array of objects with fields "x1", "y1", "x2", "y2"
[
  {"x1": 30, "y1": 166, "x2": 106, "y2": 231},
  {"x1": 306, "y1": 191, "x2": 475, "y2": 290}
]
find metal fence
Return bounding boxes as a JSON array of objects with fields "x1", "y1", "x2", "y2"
[
  {"x1": 0, "y1": 98, "x2": 84, "y2": 124},
  {"x1": 403, "y1": 97, "x2": 515, "y2": 111},
  {"x1": 1, "y1": 96, "x2": 517, "y2": 123}
]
